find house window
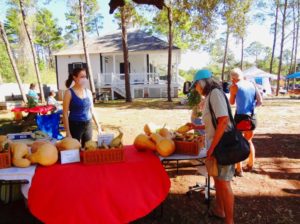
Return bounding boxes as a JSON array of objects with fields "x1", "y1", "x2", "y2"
[
  {"x1": 68, "y1": 62, "x2": 87, "y2": 76},
  {"x1": 120, "y1": 62, "x2": 131, "y2": 74}
]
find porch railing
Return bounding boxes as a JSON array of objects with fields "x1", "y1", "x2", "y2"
[{"x1": 96, "y1": 73, "x2": 181, "y2": 87}]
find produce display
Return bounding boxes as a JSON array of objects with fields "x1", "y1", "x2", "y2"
[
  {"x1": 83, "y1": 129, "x2": 124, "y2": 151},
  {"x1": 134, "y1": 123, "x2": 205, "y2": 157}
]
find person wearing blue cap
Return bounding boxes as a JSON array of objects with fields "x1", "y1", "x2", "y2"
[{"x1": 188, "y1": 69, "x2": 235, "y2": 224}]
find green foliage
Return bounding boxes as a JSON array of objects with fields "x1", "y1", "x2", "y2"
[
  {"x1": 179, "y1": 69, "x2": 197, "y2": 81},
  {"x1": 0, "y1": 40, "x2": 14, "y2": 83},
  {"x1": 34, "y1": 8, "x2": 64, "y2": 51},
  {"x1": 65, "y1": 0, "x2": 101, "y2": 44},
  {"x1": 187, "y1": 89, "x2": 201, "y2": 109},
  {"x1": 150, "y1": 1, "x2": 220, "y2": 50}
]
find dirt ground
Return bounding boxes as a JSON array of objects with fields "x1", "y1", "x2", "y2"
[{"x1": 0, "y1": 97, "x2": 300, "y2": 224}]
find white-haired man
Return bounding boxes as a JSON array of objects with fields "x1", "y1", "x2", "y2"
[{"x1": 229, "y1": 68, "x2": 262, "y2": 177}]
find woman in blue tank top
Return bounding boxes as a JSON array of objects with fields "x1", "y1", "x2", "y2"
[{"x1": 63, "y1": 68, "x2": 102, "y2": 147}]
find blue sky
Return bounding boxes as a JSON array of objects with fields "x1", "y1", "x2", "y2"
[{"x1": 0, "y1": 0, "x2": 293, "y2": 70}]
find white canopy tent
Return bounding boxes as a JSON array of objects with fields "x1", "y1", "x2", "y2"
[{"x1": 243, "y1": 66, "x2": 277, "y2": 95}]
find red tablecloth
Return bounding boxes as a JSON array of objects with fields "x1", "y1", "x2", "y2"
[
  {"x1": 28, "y1": 146, "x2": 170, "y2": 224},
  {"x1": 12, "y1": 105, "x2": 55, "y2": 115}
]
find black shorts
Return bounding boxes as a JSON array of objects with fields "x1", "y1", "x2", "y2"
[
  {"x1": 234, "y1": 114, "x2": 257, "y2": 131},
  {"x1": 69, "y1": 119, "x2": 93, "y2": 147}
]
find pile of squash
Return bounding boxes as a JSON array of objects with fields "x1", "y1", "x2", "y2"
[
  {"x1": 134, "y1": 124, "x2": 176, "y2": 157},
  {"x1": 0, "y1": 136, "x2": 83, "y2": 168},
  {"x1": 134, "y1": 123, "x2": 194, "y2": 157}
]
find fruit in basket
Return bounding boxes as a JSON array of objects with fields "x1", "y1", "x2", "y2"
[
  {"x1": 56, "y1": 137, "x2": 81, "y2": 151},
  {"x1": 110, "y1": 129, "x2": 123, "y2": 148},
  {"x1": 29, "y1": 143, "x2": 58, "y2": 166},
  {"x1": 176, "y1": 124, "x2": 191, "y2": 134},
  {"x1": 134, "y1": 134, "x2": 156, "y2": 151},
  {"x1": 31, "y1": 141, "x2": 50, "y2": 153},
  {"x1": 84, "y1": 140, "x2": 97, "y2": 151},
  {"x1": 10, "y1": 142, "x2": 31, "y2": 168}
]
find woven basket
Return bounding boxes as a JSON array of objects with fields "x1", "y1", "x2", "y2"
[
  {"x1": 82, "y1": 148, "x2": 124, "y2": 165},
  {"x1": 174, "y1": 135, "x2": 205, "y2": 155},
  {"x1": 0, "y1": 150, "x2": 11, "y2": 169}
]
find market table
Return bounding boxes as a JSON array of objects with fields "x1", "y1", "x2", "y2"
[
  {"x1": 11, "y1": 105, "x2": 55, "y2": 115},
  {"x1": 28, "y1": 146, "x2": 170, "y2": 224}
]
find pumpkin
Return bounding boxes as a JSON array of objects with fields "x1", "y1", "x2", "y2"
[
  {"x1": 10, "y1": 142, "x2": 31, "y2": 168},
  {"x1": 0, "y1": 135, "x2": 7, "y2": 143},
  {"x1": 29, "y1": 143, "x2": 58, "y2": 166},
  {"x1": 134, "y1": 134, "x2": 156, "y2": 151},
  {"x1": 56, "y1": 137, "x2": 81, "y2": 151},
  {"x1": 150, "y1": 133, "x2": 175, "y2": 157},
  {"x1": 31, "y1": 141, "x2": 49, "y2": 154}
]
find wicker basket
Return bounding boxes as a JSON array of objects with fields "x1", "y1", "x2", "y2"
[
  {"x1": 0, "y1": 150, "x2": 11, "y2": 169},
  {"x1": 174, "y1": 135, "x2": 205, "y2": 156},
  {"x1": 82, "y1": 148, "x2": 125, "y2": 165}
]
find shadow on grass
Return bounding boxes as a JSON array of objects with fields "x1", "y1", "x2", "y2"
[
  {"x1": 1, "y1": 193, "x2": 299, "y2": 224},
  {"x1": 94, "y1": 98, "x2": 189, "y2": 110}
]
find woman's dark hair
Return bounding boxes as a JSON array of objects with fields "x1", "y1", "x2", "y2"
[
  {"x1": 200, "y1": 78, "x2": 222, "y2": 96},
  {"x1": 29, "y1": 83, "x2": 36, "y2": 89},
  {"x1": 49, "y1": 90, "x2": 55, "y2": 97},
  {"x1": 65, "y1": 67, "x2": 86, "y2": 88}
]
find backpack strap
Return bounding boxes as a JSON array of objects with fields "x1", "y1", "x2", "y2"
[{"x1": 208, "y1": 89, "x2": 236, "y2": 130}]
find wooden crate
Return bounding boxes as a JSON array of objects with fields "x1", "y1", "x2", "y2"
[
  {"x1": 0, "y1": 150, "x2": 11, "y2": 169},
  {"x1": 82, "y1": 148, "x2": 124, "y2": 165},
  {"x1": 174, "y1": 135, "x2": 205, "y2": 156}
]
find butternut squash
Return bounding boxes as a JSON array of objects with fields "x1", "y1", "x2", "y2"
[
  {"x1": 56, "y1": 137, "x2": 81, "y2": 151},
  {"x1": 10, "y1": 143, "x2": 31, "y2": 168},
  {"x1": 31, "y1": 141, "x2": 49, "y2": 154},
  {"x1": 134, "y1": 134, "x2": 156, "y2": 151},
  {"x1": 29, "y1": 143, "x2": 58, "y2": 166},
  {"x1": 150, "y1": 133, "x2": 175, "y2": 157}
]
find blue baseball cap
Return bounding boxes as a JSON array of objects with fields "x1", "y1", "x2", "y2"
[{"x1": 190, "y1": 69, "x2": 212, "y2": 89}]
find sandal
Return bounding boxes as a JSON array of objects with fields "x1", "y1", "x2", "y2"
[
  {"x1": 234, "y1": 169, "x2": 243, "y2": 177},
  {"x1": 208, "y1": 209, "x2": 225, "y2": 219},
  {"x1": 243, "y1": 165, "x2": 253, "y2": 172}
]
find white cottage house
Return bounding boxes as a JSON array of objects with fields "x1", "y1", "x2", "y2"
[{"x1": 54, "y1": 30, "x2": 183, "y2": 99}]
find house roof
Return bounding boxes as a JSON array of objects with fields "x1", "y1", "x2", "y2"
[{"x1": 54, "y1": 30, "x2": 180, "y2": 56}]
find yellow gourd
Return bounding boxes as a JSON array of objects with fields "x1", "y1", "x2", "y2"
[
  {"x1": 29, "y1": 143, "x2": 58, "y2": 166},
  {"x1": 158, "y1": 128, "x2": 173, "y2": 139},
  {"x1": 143, "y1": 123, "x2": 159, "y2": 136},
  {"x1": 31, "y1": 141, "x2": 49, "y2": 154},
  {"x1": 84, "y1": 140, "x2": 98, "y2": 151},
  {"x1": 56, "y1": 137, "x2": 81, "y2": 151},
  {"x1": 150, "y1": 133, "x2": 175, "y2": 157},
  {"x1": 134, "y1": 134, "x2": 156, "y2": 151},
  {"x1": 10, "y1": 143, "x2": 31, "y2": 168}
]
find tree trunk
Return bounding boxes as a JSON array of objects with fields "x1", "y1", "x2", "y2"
[
  {"x1": 240, "y1": 37, "x2": 244, "y2": 70},
  {"x1": 221, "y1": 26, "x2": 229, "y2": 82},
  {"x1": 293, "y1": 0, "x2": 300, "y2": 73},
  {"x1": 0, "y1": 22, "x2": 28, "y2": 103},
  {"x1": 19, "y1": 0, "x2": 45, "y2": 103},
  {"x1": 167, "y1": 6, "x2": 172, "y2": 102},
  {"x1": 120, "y1": 7, "x2": 132, "y2": 102},
  {"x1": 277, "y1": 0, "x2": 288, "y2": 96},
  {"x1": 79, "y1": 0, "x2": 96, "y2": 94},
  {"x1": 270, "y1": 1, "x2": 279, "y2": 74},
  {"x1": 289, "y1": 3, "x2": 296, "y2": 74}
]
